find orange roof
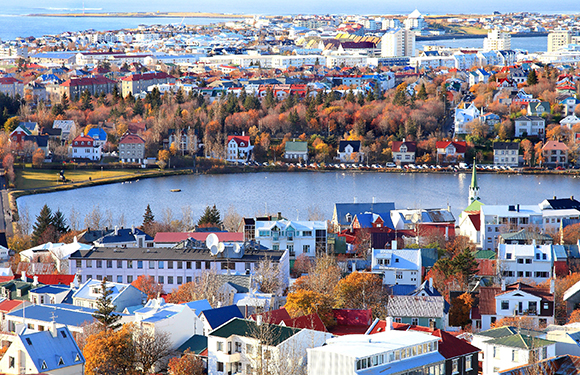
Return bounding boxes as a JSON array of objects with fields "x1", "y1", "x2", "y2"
[
  {"x1": 543, "y1": 140, "x2": 568, "y2": 151},
  {"x1": 0, "y1": 299, "x2": 23, "y2": 313}
]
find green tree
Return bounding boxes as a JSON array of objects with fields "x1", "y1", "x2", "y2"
[
  {"x1": 133, "y1": 98, "x2": 145, "y2": 116},
  {"x1": 92, "y1": 278, "x2": 122, "y2": 331},
  {"x1": 527, "y1": 69, "x2": 538, "y2": 86},
  {"x1": 197, "y1": 205, "x2": 222, "y2": 227},
  {"x1": 345, "y1": 90, "x2": 355, "y2": 103},
  {"x1": 4, "y1": 116, "x2": 20, "y2": 134},
  {"x1": 142, "y1": 204, "x2": 155, "y2": 234},
  {"x1": 175, "y1": 88, "x2": 185, "y2": 104},
  {"x1": 80, "y1": 90, "x2": 93, "y2": 111},
  {"x1": 31, "y1": 204, "x2": 54, "y2": 245},
  {"x1": 417, "y1": 83, "x2": 428, "y2": 100},
  {"x1": 52, "y1": 209, "x2": 69, "y2": 237}
]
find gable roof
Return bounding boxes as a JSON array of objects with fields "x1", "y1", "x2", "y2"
[
  {"x1": 487, "y1": 333, "x2": 554, "y2": 349},
  {"x1": 392, "y1": 140, "x2": 417, "y2": 153},
  {"x1": 338, "y1": 140, "x2": 361, "y2": 152},
  {"x1": 119, "y1": 133, "x2": 145, "y2": 144},
  {"x1": 475, "y1": 326, "x2": 544, "y2": 339},
  {"x1": 176, "y1": 334, "x2": 208, "y2": 355},
  {"x1": 436, "y1": 141, "x2": 467, "y2": 153},
  {"x1": 201, "y1": 305, "x2": 244, "y2": 329},
  {"x1": 285, "y1": 140, "x2": 308, "y2": 153},
  {"x1": 500, "y1": 354, "x2": 580, "y2": 375},
  {"x1": 334, "y1": 202, "x2": 396, "y2": 226},
  {"x1": 387, "y1": 295, "x2": 447, "y2": 318},
  {"x1": 7, "y1": 304, "x2": 96, "y2": 327},
  {"x1": 210, "y1": 317, "x2": 300, "y2": 346},
  {"x1": 250, "y1": 308, "x2": 291, "y2": 324},
  {"x1": 228, "y1": 135, "x2": 251, "y2": 147},
  {"x1": 432, "y1": 329, "x2": 480, "y2": 359},
  {"x1": 184, "y1": 299, "x2": 213, "y2": 315},
  {"x1": 18, "y1": 327, "x2": 85, "y2": 372},
  {"x1": 281, "y1": 313, "x2": 328, "y2": 332}
]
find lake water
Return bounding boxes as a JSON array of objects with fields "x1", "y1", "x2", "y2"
[{"x1": 16, "y1": 171, "x2": 580, "y2": 228}]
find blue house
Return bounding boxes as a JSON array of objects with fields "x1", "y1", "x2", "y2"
[
  {"x1": 332, "y1": 202, "x2": 396, "y2": 231},
  {"x1": 199, "y1": 305, "x2": 244, "y2": 335},
  {"x1": 5, "y1": 304, "x2": 97, "y2": 333},
  {"x1": 72, "y1": 279, "x2": 146, "y2": 312}
]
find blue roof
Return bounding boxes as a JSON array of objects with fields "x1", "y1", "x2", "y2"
[
  {"x1": 94, "y1": 227, "x2": 153, "y2": 244},
  {"x1": 334, "y1": 203, "x2": 396, "y2": 226},
  {"x1": 30, "y1": 285, "x2": 71, "y2": 295},
  {"x1": 7, "y1": 304, "x2": 96, "y2": 327},
  {"x1": 389, "y1": 284, "x2": 416, "y2": 296},
  {"x1": 420, "y1": 248, "x2": 439, "y2": 268},
  {"x1": 354, "y1": 212, "x2": 394, "y2": 229},
  {"x1": 184, "y1": 299, "x2": 212, "y2": 315},
  {"x1": 20, "y1": 327, "x2": 85, "y2": 372},
  {"x1": 72, "y1": 279, "x2": 131, "y2": 302},
  {"x1": 201, "y1": 305, "x2": 243, "y2": 329},
  {"x1": 86, "y1": 127, "x2": 107, "y2": 141}
]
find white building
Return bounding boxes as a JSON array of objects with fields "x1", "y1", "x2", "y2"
[
  {"x1": 479, "y1": 205, "x2": 542, "y2": 251},
  {"x1": 404, "y1": 9, "x2": 427, "y2": 31},
  {"x1": 208, "y1": 318, "x2": 331, "y2": 375},
  {"x1": 381, "y1": 28, "x2": 415, "y2": 57},
  {"x1": 493, "y1": 142, "x2": 519, "y2": 167},
  {"x1": 69, "y1": 135, "x2": 101, "y2": 161},
  {"x1": 454, "y1": 102, "x2": 481, "y2": 135},
  {"x1": 226, "y1": 135, "x2": 253, "y2": 162},
  {"x1": 307, "y1": 330, "x2": 445, "y2": 375},
  {"x1": 72, "y1": 279, "x2": 146, "y2": 312},
  {"x1": 514, "y1": 116, "x2": 545, "y2": 138},
  {"x1": 483, "y1": 29, "x2": 512, "y2": 51},
  {"x1": 497, "y1": 243, "x2": 552, "y2": 284},
  {"x1": 252, "y1": 219, "x2": 327, "y2": 258},
  {"x1": 371, "y1": 248, "x2": 422, "y2": 288}
]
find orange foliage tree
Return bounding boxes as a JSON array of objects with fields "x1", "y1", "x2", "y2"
[
  {"x1": 83, "y1": 325, "x2": 136, "y2": 375},
  {"x1": 491, "y1": 316, "x2": 538, "y2": 330},
  {"x1": 334, "y1": 272, "x2": 388, "y2": 318},
  {"x1": 131, "y1": 275, "x2": 165, "y2": 300},
  {"x1": 168, "y1": 351, "x2": 205, "y2": 375},
  {"x1": 569, "y1": 309, "x2": 580, "y2": 324},
  {"x1": 449, "y1": 292, "x2": 474, "y2": 328},
  {"x1": 285, "y1": 289, "x2": 335, "y2": 326}
]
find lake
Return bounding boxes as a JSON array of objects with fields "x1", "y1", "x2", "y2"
[{"x1": 16, "y1": 171, "x2": 580, "y2": 229}]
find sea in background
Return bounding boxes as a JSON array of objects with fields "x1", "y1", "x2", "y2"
[
  {"x1": 1, "y1": 1, "x2": 579, "y2": 41},
  {"x1": 417, "y1": 36, "x2": 548, "y2": 53}
]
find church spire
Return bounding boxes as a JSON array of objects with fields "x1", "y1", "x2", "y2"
[{"x1": 469, "y1": 159, "x2": 480, "y2": 205}]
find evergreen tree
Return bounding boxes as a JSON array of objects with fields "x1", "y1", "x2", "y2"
[
  {"x1": 356, "y1": 92, "x2": 365, "y2": 106},
  {"x1": 92, "y1": 278, "x2": 121, "y2": 331},
  {"x1": 133, "y1": 98, "x2": 145, "y2": 116},
  {"x1": 453, "y1": 248, "x2": 479, "y2": 284},
  {"x1": 143, "y1": 204, "x2": 155, "y2": 228},
  {"x1": 527, "y1": 69, "x2": 538, "y2": 86},
  {"x1": 31, "y1": 204, "x2": 54, "y2": 244},
  {"x1": 365, "y1": 89, "x2": 375, "y2": 103},
  {"x1": 175, "y1": 88, "x2": 185, "y2": 104},
  {"x1": 80, "y1": 90, "x2": 93, "y2": 111},
  {"x1": 197, "y1": 205, "x2": 222, "y2": 227},
  {"x1": 52, "y1": 209, "x2": 69, "y2": 237},
  {"x1": 345, "y1": 90, "x2": 355, "y2": 103},
  {"x1": 417, "y1": 83, "x2": 428, "y2": 100},
  {"x1": 60, "y1": 93, "x2": 69, "y2": 110}
]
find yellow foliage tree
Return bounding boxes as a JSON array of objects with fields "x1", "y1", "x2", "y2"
[
  {"x1": 285, "y1": 289, "x2": 335, "y2": 326},
  {"x1": 32, "y1": 149, "x2": 44, "y2": 168},
  {"x1": 83, "y1": 325, "x2": 136, "y2": 375},
  {"x1": 334, "y1": 272, "x2": 388, "y2": 318}
]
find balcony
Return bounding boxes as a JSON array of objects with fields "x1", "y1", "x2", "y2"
[{"x1": 215, "y1": 351, "x2": 241, "y2": 363}]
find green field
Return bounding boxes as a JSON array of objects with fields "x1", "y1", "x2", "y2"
[{"x1": 14, "y1": 168, "x2": 152, "y2": 190}]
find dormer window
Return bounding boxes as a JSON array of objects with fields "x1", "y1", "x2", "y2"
[
  {"x1": 41, "y1": 361, "x2": 48, "y2": 370},
  {"x1": 75, "y1": 354, "x2": 81, "y2": 362},
  {"x1": 58, "y1": 357, "x2": 65, "y2": 366}
]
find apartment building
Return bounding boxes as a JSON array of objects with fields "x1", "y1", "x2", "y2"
[{"x1": 249, "y1": 219, "x2": 327, "y2": 258}]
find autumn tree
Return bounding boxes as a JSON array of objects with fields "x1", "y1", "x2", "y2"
[
  {"x1": 92, "y1": 278, "x2": 122, "y2": 331},
  {"x1": 568, "y1": 309, "x2": 580, "y2": 324},
  {"x1": 84, "y1": 325, "x2": 136, "y2": 375},
  {"x1": 254, "y1": 255, "x2": 283, "y2": 294},
  {"x1": 562, "y1": 223, "x2": 580, "y2": 244},
  {"x1": 285, "y1": 289, "x2": 335, "y2": 326},
  {"x1": 3, "y1": 116, "x2": 19, "y2": 134},
  {"x1": 534, "y1": 141, "x2": 544, "y2": 167},
  {"x1": 168, "y1": 350, "x2": 205, "y2": 375},
  {"x1": 132, "y1": 275, "x2": 164, "y2": 300},
  {"x1": 449, "y1": 292, "x2": 474, "y2": 328},
  {"x1": 334, "y1": 272, "x2": 389, "y2": 318},
  {"x1": 32, "y1": 148, "x2": 44, "y2": 168},
  {"x1": 166, "y1": 270, "x2": 223, "y2": 307},
  {"x1": 491, "y1": 316, "x2": 538, "y2": 330}
]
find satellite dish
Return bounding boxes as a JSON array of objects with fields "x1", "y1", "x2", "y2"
[
  {"x1": 206, "y1": 233, "x2": 219, "y2": 249},
  {"x1": 218, "y1": 242, "x2": 225, "y2": 253},
  {"x1": 210, "y1": 245, "x2": 219, "y2": 256},
  {"x1": 234, "y1": 243, "x2": 241, "y2": 253}
]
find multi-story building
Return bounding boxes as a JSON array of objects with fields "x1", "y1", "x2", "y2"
[
  {"x1": 0, "y1": 77, "x2": 24, "y2": 97},
  {"x1": 479, "y1": 205, "x2": 542, "y2": 250},
  {"x1": 483, "y1": 29, "x2": 512, "y2": 51},
  {"x1": 493, "y1": 142, "x2": 519, "y2": 167},
  {"x1": 497, "y1": 243, "x2": 552, "y2": 284},
  {"x1": 59, "y1": 76, "x2": 117, "y2": 100},
  {"x1": 454, "y1": 103, "x2": 481, "y2": 135},
  {"x1": 514, "y1": 116, "x2": 545, "y2": 138},
  {"x1": 307, "y1": 329, "x2": 445, "y2": 375},
  {"x1": 68, "y1": 243, "x2": 290, "y2": 290},
  {"x1": 542, "y1": 140, "x2": 569, "y2": 167},
  {"x1": 391, "y1": 139, "x2": 416, "y2": 165},
  {"x1": 120, "y1": 72, "x2": 176, "y2": 97},
  {"x1": 69, "y1": 135, "x2": 101, "y2": 161},
  {"x1": 371, "y1": 248, "x2": 422, "y2": 288},
  {"x1": 226, "y1": 135, "x2": 253, "y2": 163},
  {"x1": 71, "y1": 279, "x2": 146, "y2": 311},
  {"x1": 547, "y1": 30, "x2": 580, "y2": 53},
  {"x1": 250, "y1": 219, "x2": 327, "y2": 258},
  {"x1": 404, "y1": 9, "x2": 427, "y2": 31},
  {"x1": 118, "y1": 133, "x2": 146, "y2": 163},
  {"x1": 381, "y1": 28, "x2": 415, "y2": 57}
]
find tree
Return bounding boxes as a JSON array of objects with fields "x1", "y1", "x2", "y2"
[
  {"x1": 92, "y1": 278, "x2": 122, "y2": 331},
  {"x1": 197, "y1": 204, "x2": 222, "y2": 227},
  {"x1": 168, "y1": 350, "x2": 205, "y2": 375},
  {"x1": 31, "y1": 204, "x2": 53, "y2": 245},
  {"x1": 132, "y1": 324, "x2": 174, "y2": 374},
  {"x1": 132, "y1": 275, "x2": 164, "y2": 301},
  {"x1": 254, "y1": 255, "x2": 283, "y2": 294},
  {"x1": 52, "y1": 209, "x2": 69, "y2": 237},
  {"x1": 142, "y1": 204, "x2": 155, "y2": 233},
  {"x1": 285, "y1": 289, "x2": 335, "y2": 326},
  {"x1": 223, "y1": 205, "x2": 241, "y2": 232},
  {"x1": 534, "y1": 141, "x2": 544, "y2": 167},
  {"x1": 527, "y1": 69, "x2": 538, "y2": 86},
  {"x1": 166, "y1": 270, "x2": 224, "y2": 307},
  {"x1": 84, "y1": 325, "x2": 136, "y2": 375},
  {"x1": 491, "y1": 316, "x2": 538, "y2": 330},
  {"x1": 334, "y1": 272, "x2": 389, "y2": 318},
  {"x1": 417, "y1": 83, "x2": 428, "y2": 100},
  {"x1": 448, "y1": 292, "x2": 473, "y2": 328},
  {"x1": 3, "y1": 116, "x2": 19, "y2": 134},
  {"x1": 32, "y1": 148, "x2": 44, "y2": 168}
]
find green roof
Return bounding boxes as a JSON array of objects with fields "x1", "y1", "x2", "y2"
[
  {"x1": 285, "y1": 141, "x2": 308, "y2": 153},
  {"x1": 500, "y1": 229, "x2": 553, "y2": 242},
  {"x1": 177, "y1": 335, "x2": 208, "y2": 355},
  {"x1": 210, "y1": 318, "x2": 301, "y2": 346},
  {"x1": 470, "y1": 163, "x2": 478, "y2": 189},
  {"x1": 487, "y1": 334, "x2": 554, "y2": 350},
  {"x1": 477, "y1": 326, "x2": 543, "y2": 339},
  {"x1": 474, "y1": 250, "x2": 496, "y2": 259},
  {"x1": 464, "y1": 199, "x2": 484, "y2": 213}
]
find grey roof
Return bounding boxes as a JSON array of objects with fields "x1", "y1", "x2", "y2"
[
  {"x1": 217, "y1": 275, "x2": 252, "y2": 293},
  {"x1": 494, "y1": 142, "x2": 520, "y2": 150},
  {"x1": 94, "y1": 227, "x2": 153, "y2": 245},
  {"x1": 387, "y1": 295, "x2": 447, "y2": 318},
  {"x1": 500, "y1": 229, "x2": 553, "y2": 242},
  {"x1": 338, "y1": 140, "x2": 361, "y2": 152}
]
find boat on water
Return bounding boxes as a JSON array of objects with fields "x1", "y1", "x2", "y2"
[{"x1": 170, "y1": 189, "x2": 181, "y2": 192}]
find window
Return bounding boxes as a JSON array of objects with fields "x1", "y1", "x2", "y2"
[
  {"x1": 107, "y1": 260, "x2": 113, "y2": 268},
  {"x1": 187, "y1": 261, "x2": 192, "y2": 269},
  {"x1": 303, "y1": 245, "x2": 310, "y2": 254},
  {"x1": 85, "y1": 275, "x2": 92, "y2": 281},
  {"x1": 288, "y1": 244, "x2": 294, "y2": 256},
  {"x1": 517, "y1": 258, "x2": 524, "y2": 264},
  {"x1": 76, "y1": 260, "x2": 82, "y2": 268},
  {"x1": 158, "y1": 261, "x2": 164, "y2": 269},
  {"x1": 127, "y1": 260, "x2": 133, "y2": 269},
  {"x1": 168, "y1": 276, "x2": 173, "y2": 284},
  {"x1": 501, "y1": 300, "x2": 509, "y2": 310},
  {"x1": 542, "y1": 347, "x2": 547, "y2": 359},
  {"x1": 196, "y1": 261, "x2": 201, "y2": 269},
  {"x1": 137, "y1": 261, "x2": 143, "y2": 269},
  {"x1": 149, "y1": 261, "x2": 155, "y2": 269},
  {"x1": 177, "y1": 261, "x2": 183, "y2": 269},
  {"x1": 127, "y1": 275, "x2": 133, "y2": 283},
  {"x1": 493, "y1": 346, "x2": 499, "y2": 359},
  {"x1": 235, "y1": 342, "x2": 242, "y2": 353},
  {"x1": 396, "y1": 271, "x2": 403, "y2": 279},
  {"x1": 411, "y1": 318, "x2": 418, "y2": 325},
  {"x1": 158, "y1": 276, "x2": 164, "y2": 284},
  {"x1": 217, "y1": 361, "x2": 224, "y2": 372},
  {"x1": 96, "y1": 260, "x2": 102, "y2": 268},
  {"x1": 9, "y1": 356, "x2": 14, "y2": 368},
  {"x1": 466, "y1": 355, "x2": 472, "y2": 370},
  {"x1": 167, "y1": 261, "x2": 173, "y2": 269},
  {"x1": 177, "y1": 276, "x2": 183, "y2": 285},
  {"x1": 525, "y1": 258, "x2": 532, "y2": 264},
  {"x1": 186, "y1": 276, "x2": 192, "y2": 283},
  {"x1": 506, "y1": 253, "x2": 512, "y2": 259},
  {"x1": 206, "y1": 261, "x2": 211, "y2": 269},
  {"x1": 117, "y1": 275, "x2": 123, "y2": 283},
  {"x1": 452, "y1": 358, "x2": 459, "y2": 374},
  {"x1": 86, "y1": 260, "x2": 92, "y2": 268},
  {"x1": 246, "y1": 344, "x2": 253, "y2": 354},
  {"x1": 512, "y1": 349, "x2": 518, "y2": 362}
]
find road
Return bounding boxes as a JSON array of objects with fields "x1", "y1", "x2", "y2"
[{"x1": 0, "y1": 174, "x2": 13, "y2": 236}]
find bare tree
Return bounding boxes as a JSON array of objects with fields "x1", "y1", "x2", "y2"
[
  {"x1": 16, "y1": 205, "x2": 31, "y2": 235},
  {"x1": 133, "y1": 325, "x2": 174, "y2": 374},
  {"x1": 254, "y1": 255, "x2": 283, "y2": 294},
  {"x1": 74, "y1": 320, "x2": 104, "y2": 350},
  {"x1": 84, "y1": 205, "x2": 103, "y2": 230},
  {"x1": 69, "y1": 207, "x2": 79, "y2": 232},
  {"x1": 307, "y1": 205, "x2": 325, "y2": 221},
  {"x1": 180, "y1": 205, "x2": 194, "y2": 231},
  {"x1": 223, "y1": 205, "x2": 241, "y2": 232}
]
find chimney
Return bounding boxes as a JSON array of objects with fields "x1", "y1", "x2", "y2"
[
  {"x1": 386, "y1": 317, "x2": 393, "y2": 331},
  {"x1": 501, "y1": 279, "x2": 506, "y2": 291},
  {"x1": 33, "y1": 276, "x2": 38, "y2": 286},
  {"x1": 50, "y1": 320, "x2": 57, "y2": 338},
  {"x1": 131, "y1": 225, "x2": 135, "y2": 234},
  {"x1": 21, "y1": 271, "x2": 26, "y2": 282},
  {"x1": 352, "y1": 261, "x2": 356, "y2": 272},
  {"x1": 391, "y1": 240, "x2": 397, "y2": 250},
  {"x1": 550, "y1": 279, "x2": 555, "y2": 294},
  {"x1": 429, "y1": 278, "x2": 434, "y2": 294},
  {"x1": 277, "y1": 212, "x2": 282, "y2": 220},
  {"x1": 517, "y1": 204, "x2": 520, "y2": 212},
  {"x1": 114, "y1": 226, "x2": 118, "y2": 236}
]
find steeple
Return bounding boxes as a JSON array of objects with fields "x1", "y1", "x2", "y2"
[{"x1": 469, "y1": 159, "x2": 480, "y2": 205}]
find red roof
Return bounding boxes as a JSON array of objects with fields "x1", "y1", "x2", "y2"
[
  {"x1": 0, "y1": 299, "x2": 24, "y2": 313},
  {"x1": 392, "y1": 141, "x2": 417, "y2": 153},
  {"x1": 432, "y1": 329, "x2": 480, "y2": 358},
  {"x1": 282, "y1": 313, "x2": 328, "y2": 332},
  {"x1": 72, "y1": 135, "x2": 95, "y2": 147},
  {"x1": 479, "y1": 282, "x2": 553, "y2": 315},
  {"x1": 250, "y1": 308, "x2": 291, "y2": 324},
  {"x1": 0, "y1": 77, "x2": 23, "y2": 84},
  {"x1": 543, "y1": 140, "x2": 568, "y2": 151},
  {"x1": 61, "y1": 76, "x2": 115, "y2": 87},
  {"x1": 227, "y1": 135, "x2": 251, "y2": 147},
  {"x1": 121, "y1": 72, "x2": 173, "y2": 82},
  {"x1": 35, "y1": 274, "x2": 76, "y2": 285},
  {"x1": 329, "y1": 309, "x2": 372, "y2": 335},
  {"x1": 119, "y1": 133, "x2": 145, "y2": 144},
  {"x1": 154, "y1": 232, "x2": 244, "y2": 244},
  {"x1": 436, "y1": 141, "x2": 467, "y2": 153},
  {"x1": 468, "y1": 213, "x2": 480, "y2": 231},
  {"x1": 477, "y1": 259, "x2": 496, "y2": 277}
]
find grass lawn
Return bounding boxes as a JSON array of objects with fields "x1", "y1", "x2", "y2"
[{"x1": 14, "y1": 168, "x2": 150, "y2": 190}]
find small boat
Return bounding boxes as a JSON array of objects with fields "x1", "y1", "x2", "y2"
[{"x1": 170, "y1": 189, "x2": 181, "y2": 192}]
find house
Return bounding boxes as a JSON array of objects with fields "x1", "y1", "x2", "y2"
[
  {"x1": 0, "y1": 326, "x2": 84, "y2": 374},
  {"x1": 20, "y1": 239, "x2": 92, "y2": 273},
  {"x1": 469, "y1": 68, "x2": 491, "y2": 86},
  {"x1": 133, "y1": 298, "x2": 203, "y2": 348},
  {"x1": 69, "y1": 135, "x2": 101, "y2": 161},
  {"x1": 391, "y1": 139, "x2": 417, "y2": 165},
  {"x1": 166, "y1": 128, "x2": 197, "y2": 155},
  {"x1": 544, "y1": 324, "x2": 580, "y2": 357},
  {"x1": 390, "y1": 208, "x2": 456, "y2": 237},
  {"x1": 458, "y1": 200, "x2": 484, "y2": 245},
  {"x1": 8, "y1": 124, "x2": 31, "y2": 144},
  {"x1": 85, "y1": 127, "x2": 108, "y2": 148},
  {"x1": 472, "y1": 326, "x2": 555, "y2": 375},
  {"x1": 496, "y1": 243, "x2": 553, "y2": 284},
  {"x1": 118, "y1": 133, "x2": 146, "y2": 163},
  {"x1": 120, "y1": 72, "x2": 176, "y2": 97},
  {"x1": 251, "y1": 219, "x2": 327, "y2": 258},
  {"x1": 474, "y1": 282, "x2": 554, "y2": 331},
  {"x1": 436, "y1": 141, "x2": 467, "y2": 163},
  {"x1": 23, "y1": 135, "x2": 49, "y2": 156},
  {"x1": 58, "y1": 76, "x2": 117, "y2": 100},
  {"x1": 479, "y1": 204, "x2": 543, "y2": 251},
  {"x1": 338, "y1": 140, "x2": 363, "y2": 163},
  {"x1": 514, "y1": 116, "x2": 545, "y2": 138},
  {"x1": 0, "y1": 278, "x2": 43, "y2": 302},
  {"x1": 367, "y1": 319, "x2": 480, "y2": 375},
  {"x1": 5, "y1": 304, "x2": 97, "y2": 334},
  {"x1": 226, "y1": 135, "x2": 253, "y2": 162},
  {"x1": 71, "y1": 279, "x2": 146, "y2": 312},
  {"x1": 386, "y1": 295, "x2": 449, "y2": 329},
  {"x1": 307, "y1": 329, "x2": 445, "y2": 375},
  {"x1": 493, "y1": 142, "x2": 519, "y2": 167},
  {"x1": 52, "y1": 120, "x2": 76, "y2": 141},
  {"x1": 199, "y1": 305, "x2": 244, "y2": 336},
  {"x1": 371, "y1": 248, "x2": 422, "y2": 288},
  {"x1": 209, "y1": 318, "x2": 331, "y2": 375},
  {"x1": 284, "y1": 140, "x2": 308, "y2": 161},
  {"x1": 560, "y1": 114, "x2": 580, "y2": 129},
  {"x1": 542, "y1": 140, "x2": 568, "y2": 167},
  {"x1": 28, "y1": 284, "x2": 74, "y2": 305},
  {"x1": 93, "y1": 226, "x2": 154, "y2": 248},
  {"x1": 480, "y1": 112, "x2": 502, "y2": 132},
  {"x1": 499, "y1": 354, "x2": 580, "y2": 375},
  {"x1": 454, "y1": 103, "x2": 481, "y2": 134},
  {"x1": 332, "y1": 202, "x2": 396, "y2": 232},
  {"x1": 498, "y1": 229, "x2": 553, "y2": 246},
  {"x1": 19, "y1": 122, "x2": 39, "y2": 135},
  {"x1": 0, "y1": 76, "x2": 24, "y2": 97},
  {"x1": 352, "y1": 212, "x2": 394, "y2": 230},
  {"x1": 560, "y1": 97, "x2": 580, "y2": 116},
  {"x1": 527, "y1": 101, "x2": 551, "y2": 116}
]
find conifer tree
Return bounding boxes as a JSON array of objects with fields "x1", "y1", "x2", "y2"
[
  {"x1": 31, "y1": 204, "x2": 53, "y2": 244},
  {"x1": 527, "y1": 69, "x2": 538, "y2": 86},
  {"x1": 197, "y1": 205, "x2": 222, "y2": 227},
  {"x1": 142, "y1": 204, "x2": 155, "y2": 228},
  {"x1": 52, "y1": 209, "x2": 69, "y2": 237},
  {"x1": 92, "y1": 278, "x2": 121, "y2": 331}
]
